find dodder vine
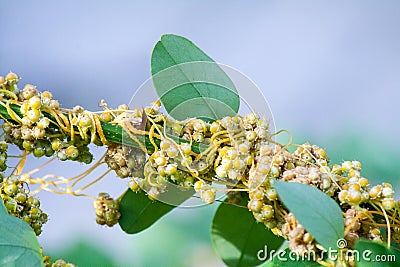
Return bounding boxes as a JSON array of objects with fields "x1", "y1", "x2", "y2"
[{"x1": 0, "y1": 34, "x2": 399, "y2": 267}]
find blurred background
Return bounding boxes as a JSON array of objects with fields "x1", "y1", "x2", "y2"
[{"x1": 1, "y1": 1, "x2": 399, "y2": 266}]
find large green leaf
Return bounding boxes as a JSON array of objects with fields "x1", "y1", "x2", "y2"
[
  {"x1": 274, "y1": 181, "x2": 344, "y2": 251},
  {"x1": 118, "y1": 189, "x2": 192, "y2": 234},
  {"x1": 211, "y1": 199, "x2": 284, "y2": 267},
  {"x1": 354, "y1": 239, "x2": 400, "y2": 267},
  {"x1": 151, "y1": 34, "x2": 239, "y2": 122},
  {"x1": 260, "y1": 248, "x2": 321, "y2": 267},
  {"x1": 0, "y1": 199, "x2": 44, "y2": 267}
]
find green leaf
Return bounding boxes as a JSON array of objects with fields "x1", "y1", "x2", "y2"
[
  {"x1": 118, "y1": 188, "x2": 192, "y2": 234},
  {"x1": 0, "y1": 199, "x2": 44, "y2": 267},
  {"x1": 211, "y1": 199, "x2": 284, "y2": 267},
  {"x1": 151, "y1": 34, "x2": 240, "y2": 122},
  {"x1": 354, "y1": 239, "x2": 399, "y2": 267},
  {"x1": 274, "y1": 181, "x2": 344, "y2": 250},
  {"x1": 260, "y1": 248, "x2": 321, "y2": 267}
]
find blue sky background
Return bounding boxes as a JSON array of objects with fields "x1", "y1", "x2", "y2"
[{"x1": 1, "y1": 1, "x2": 399, "y2": 266}]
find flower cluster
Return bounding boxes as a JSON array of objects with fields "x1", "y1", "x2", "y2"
[
  {"x1": 0, "y1": 141, "x2": 8, "y2": 179},
  {"x1": 105, "y1": 143, "x2": 145, "y2": 179},
  {"x1": 282, "y1": 213, "x2": 317, "y2": 255},
  {"x1": 42, "y1": 252, "x2": 75, "y2": 267},
  {"x1": 1, "y1": 72, "x2": 93, "y2": 164},
  {"x1": 334, "y1": 161, "x2": 396, "y2": 209},
  {"x1": 0, "y1": 72, "x2": 21, "y2": 93},
  {"x1": 93, "y1": 192, "x2": 121, "y2": 227},
  {"x1": 247, "y1": 145, "x2": 397, "y2": 255},
  {"x1": 343, "y1": 206, "x2": 381, "y2": 247},
  {"x1": 127, "y1": 107, "x2": 274, "y2": 203},
  {"x1": 0, "y1": 175, "x2": 48, "y2": 235}
]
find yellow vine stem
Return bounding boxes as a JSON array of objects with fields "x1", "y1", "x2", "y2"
[
  {"x1": 121, "y1": 120, "x2": 148, "y2": 153},
  {"x1": 205, "y1": 147, "x2": 218, "y2": 167},
  {"x1": 49, "y1": 106, "x2": 113, "y2": 146},
  {"x1": 148, "y1": 124, "x2": 159, "y2": 152},
  {"x1": 270, "y1": 129, "x2": 293, "y2": 147},
  {"x1": 70, "y1": 151, "x2": 107, "y2": 188},
  {"x1": 146, "y1": 113, "x2": 201, "y2": 177},
  {"x1": 69, "y1": 112, "x2": 77, "y2": 142},
  {"x1": 5, "y1": 100, "x2": 22, "y2": 124},
  {"x1": 7, "y1": 154, "x2": 26, "y2": 159},
  {"x1": 358, "y1": 210, "x2": 376, "y2": 225},
  {"x1": 86, "y1": 112, "x2": 97, "y2": 143},
  {"x1": 0, "y1": 91, "x2": 22, "y2": 123},
  {"x1": 223, "y1": 188, "x2": 249, "y2": 192},
  {"x1": 191, "y1": 195, "x2": 248, "y2": 209},
  {"x1": 24, "y1": 157, "x2": 57, "y2": 177},
  {"x1": 161, "y1": 115, "x2": 198, "y2": 159},
  {"x1": 57, "y1": 110, "x2": 72, "y2": 130},
  {"x1": 362, "y1": 222, "x2": 399, "y2": 228},
  {"x1": 146, "y1": 113, "x2": 164, "y2": 137},
  {"x1": 0, "y1": 89, "x2": 18, "y2": 101},
  {"x1": 160, "y1": 116, "x2": 203, "y2": 175},
  {"x1": 20, "y1": 151, "x2": 109, "y2": 198},
  {"x1": 379, "y1": 204, "x2": 392, "y2": 247},
  {"x1": 367, "y1": 210, "x2": 400, "y2": 225},
  {"x1": 15, "y1": 151, "x2": 28, "y2": 175},
  {"x1": 343, "y1": 211, "x2": 369, "y2": 236},
  {"x1": 0, "y1": 113, "x2": 14, "y2": 127},
  {"x1": 74, "y1": 169, "x2": 111, "y2": 194},
  {"x1": 230, "y1": 132, "x2": 246, "y2": 144},
  {"x1": 369, "y1": 200, "x2": 399, "y2": 230},
  {"x1": 25, "y1": 174, "x2": 71, "y2": 195},
  {"x1": 93, "y1": 113, "x2": 109, "y2": 145},
  {"x1": 210, "y1": 129, "x2": 229, "y2": 141},
  {"x1": 194, "y1": 139, "x2": 216, "y2": 160},
  {"x1": 143, "y1": 161, "x2": 160, "y2": 188},
  {"x1": 211, "y1": 179, "x2": 247, "y2": 189},
  {"x1": 274, "y1": 201, "x2": 287, "y2": 220},
  {"x1": 317, "y1": 259, "x2": 335, "y2": 267},
  {"x1": 47, "y1": 109, "x2": 69, "y2": 134},
  {"x1": 212, "y1": 137, "x2": 231, "y2": 150}
]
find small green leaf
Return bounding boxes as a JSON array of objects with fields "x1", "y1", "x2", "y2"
[
  {"x1": 118, "y1": 188, "x2": 192, "y2": 234},
  {"x1": 354, "y1": 239, "x2": 399, "y2": 267},
  {"x1": 260, "y1": 248, "x2": 321, "y2": 267},
  {"x1": 211, "y1": 199, "x2": 284, "y2": 267},
  {"x1": 151, "y1": 34, "x2": 240, "y2": 122},
  {"x1": 0, "y1": 199, "x2": 44, "y2": 267},
  {"x1": 274, "y1": 181, "x2": 344, "y2": 250}
]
